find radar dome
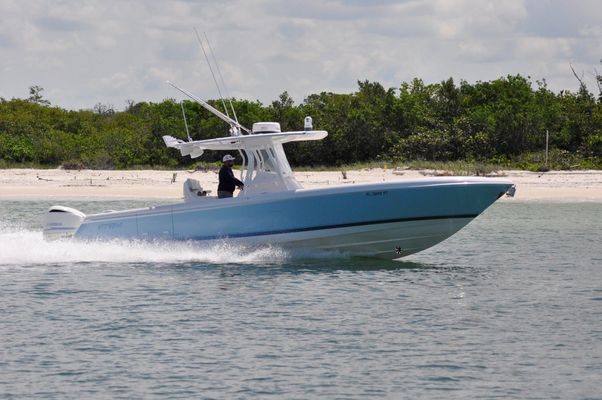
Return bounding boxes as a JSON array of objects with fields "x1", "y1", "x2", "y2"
[{"x1": 252, "y1": 122, "x2": 281, "y2": 134}]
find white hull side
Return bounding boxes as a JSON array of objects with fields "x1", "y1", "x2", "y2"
[{"x1": 227, "y1": 217, "x2": 474, "y2": 259}]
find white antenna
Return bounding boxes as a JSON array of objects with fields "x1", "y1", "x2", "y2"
[
  {"x1": 204, "y1": 32, "x2": 239, "y2": 125},
  {"x1": 167, "y1": 81, "x2": 250, "y2": 135},
  {"x1": 194, "y1": 28, "x2": 230, "y2": 120},
  {"x1": 181, "y1": 101, "x2": 192, "y2": 142}
]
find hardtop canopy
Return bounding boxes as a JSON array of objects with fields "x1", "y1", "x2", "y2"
[{"x1": 163, "y1": 129, "x2": 327, "y2": 158}]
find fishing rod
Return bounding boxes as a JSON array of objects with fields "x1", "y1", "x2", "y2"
[
  {"x1": 204, "y1": 32, "x2": 239, "y2": 126},
  {"x1": 194, "y1": 28, "x2": 231, "y2": 121}
]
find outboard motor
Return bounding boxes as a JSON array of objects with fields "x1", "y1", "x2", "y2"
[{"x1": 43, "y1": 206, "x2": 86, "y2": 241}]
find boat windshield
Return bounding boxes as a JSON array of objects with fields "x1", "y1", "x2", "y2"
[
  {"x1": 259, "y1": 148, "x2": 277, "y2": 172},
  {"x1": 238, "y1": 143, "x2": 300, "y2": 194}
]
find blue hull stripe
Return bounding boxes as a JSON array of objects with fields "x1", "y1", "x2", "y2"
[{"x1": 185, "y1": 213, "x2": 479, "y2": 241}]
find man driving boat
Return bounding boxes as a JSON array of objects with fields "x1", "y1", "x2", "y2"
[{"x1": 217, "y1": 154, "x2": 244, "y2": 198}]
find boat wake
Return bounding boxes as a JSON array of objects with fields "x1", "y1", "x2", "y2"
[
  {"x1": 0, "y1": 224, "x2": 348, "y2": 267},
  {"x1": 0, "y1": 226, "x2": 285, "y2": 266}
]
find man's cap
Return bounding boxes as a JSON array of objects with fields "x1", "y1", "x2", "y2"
[{"x1": 223, "y1": 154, "x2": 235, "y2": 162}]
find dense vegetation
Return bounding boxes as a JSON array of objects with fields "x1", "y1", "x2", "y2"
[{"x1": 1, "y1": 74, "x2": 601, "y2": 170}]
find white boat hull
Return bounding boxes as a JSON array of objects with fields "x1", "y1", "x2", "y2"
[
  {"x1": 43, "y1": 178, "x2": 513, "y2": 259},
  {"x1": 231, "y1": 217, "x2": 474, "y2": 259}
]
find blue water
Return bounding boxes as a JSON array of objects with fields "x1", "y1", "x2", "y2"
[{"x1": 0, "y1": 199, "x2": 601, "y2": 399}]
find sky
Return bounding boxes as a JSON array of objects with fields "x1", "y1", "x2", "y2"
[{"x1": 1, "y1": 0, "x2": 601, "y2": 110}]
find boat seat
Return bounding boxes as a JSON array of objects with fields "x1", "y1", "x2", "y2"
[{"x1": 184, "y1": 178, "x2": 211, "y2": 200}]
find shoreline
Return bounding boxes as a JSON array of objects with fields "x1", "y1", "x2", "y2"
[{"x1": 1, "y1": 168, "x2": 601, "y2": 202}]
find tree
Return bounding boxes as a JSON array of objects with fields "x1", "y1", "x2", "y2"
[
  {"x1": 270, "y1": 91, "x2": 299, "y2": 131},
  {"x1": 28, "y1": 85, "x2": 50, "y2": 106},
  {"x1": 93, "y1": 102, "x2": 115, "y2": 116}
]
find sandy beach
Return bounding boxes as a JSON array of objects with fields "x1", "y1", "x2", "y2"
[{"x1": 0, "y1": 168, "x2": 601, "y2": 201}]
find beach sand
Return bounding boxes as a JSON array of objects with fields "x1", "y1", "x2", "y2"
[{"x1": 0, "y1": 168, "x2": 601, "y2": 201}]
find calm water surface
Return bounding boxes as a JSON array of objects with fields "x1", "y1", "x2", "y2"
[{"x1": 0, "y1": 199, "x2": 601, "y2": 399}]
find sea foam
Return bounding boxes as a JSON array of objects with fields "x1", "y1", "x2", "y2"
[{"x1": 0, "y1": 225, "x2": 293, "y2": 266}]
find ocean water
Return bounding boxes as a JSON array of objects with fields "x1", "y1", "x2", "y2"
[{"x1": 0, "y1": 199, "x2": 600, "y2": 399}]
